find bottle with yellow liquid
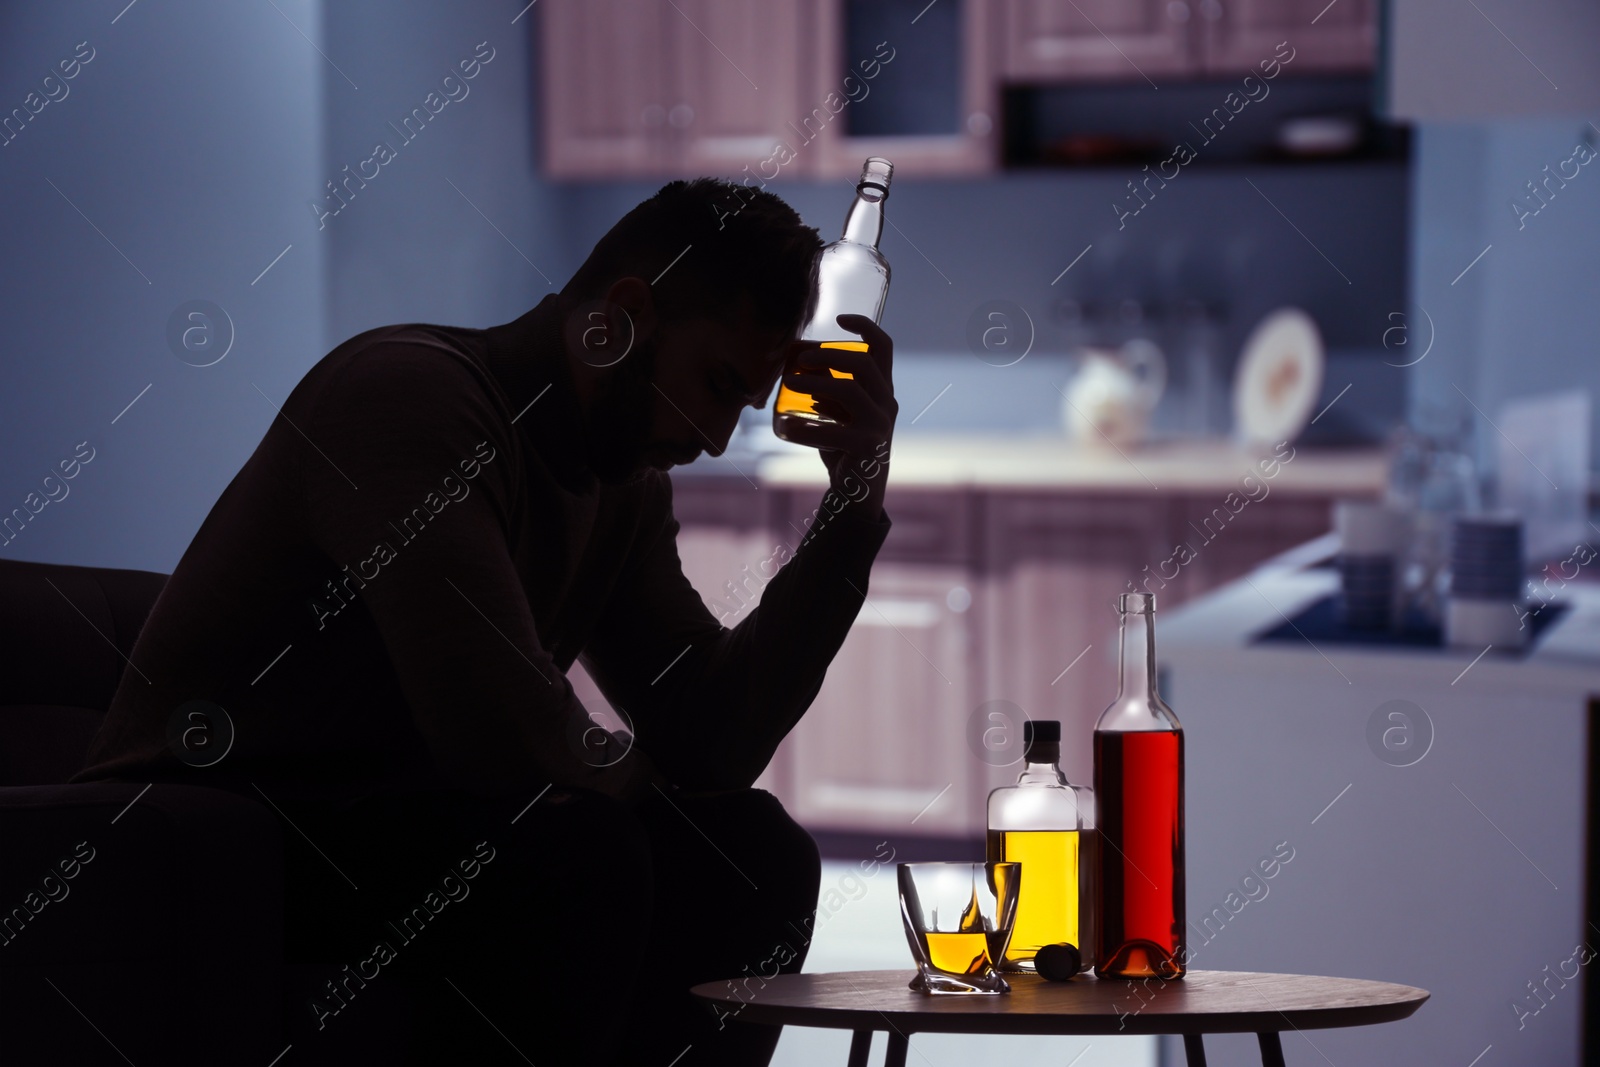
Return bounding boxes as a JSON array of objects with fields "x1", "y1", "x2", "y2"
[
  {"x1": 772, "y1": 156, "x2": 892, "y2": 443},
  {"x1": 986, "y1": 719, "x2": 1096, "y2": 975}
]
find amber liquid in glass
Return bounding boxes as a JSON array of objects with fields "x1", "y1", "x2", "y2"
[
  {"x1": 772, "y1": 340, "x2": 864, "y2": 440},
  {"x1": 1094, "y1": 729, "x2": 1186, "y2": 979},
  {"x1": 987, "y1": 829, "x2": 1086, "y2": 969},
  {"x1": 921, "y1": 931, "x2": 994, "y2": 975},
  {"x1": 915, "y1": 879, "x2": 1011, "y2": 976}
]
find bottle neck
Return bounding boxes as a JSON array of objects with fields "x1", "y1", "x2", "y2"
[
  {"x1": 1018, "y1": 742, "x2": 1066, "y2": 783},
  {"x1": 840, "y1": 184, "x2": 885, "y2": 247},
  {"x1": 1117, "y1": 609, "x2": 1158, "y2": 702}
]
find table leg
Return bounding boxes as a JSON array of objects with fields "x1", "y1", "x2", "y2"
[
  {"x1": 1257, "y1": 1032, "x2": 1287, "y2": 1067},
  {"x1": 846, "y1": 1029, "x2": 873, "y2": 1067},
  {"x1": 1183, "y1": 1034, "x2": 1208, "y2": 1066},
  {"x1": 885, "y1": 1030, "x2": 909, "y2": 1067}
]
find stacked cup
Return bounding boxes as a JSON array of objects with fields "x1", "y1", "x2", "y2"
[
  {"x1": 1334, "y1": 501, "x2": 1411, "y2": 631},
  {"x1": 1445, "y1": 515, "x2": 1525, "y2": 648}
]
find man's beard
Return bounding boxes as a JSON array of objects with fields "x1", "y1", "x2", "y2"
[{"x1": 583, "y1": 333, "x2": 659, "y2": 485}]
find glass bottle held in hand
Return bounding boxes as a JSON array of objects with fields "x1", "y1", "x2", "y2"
[
  {"x1": 772, "y1": 156, "x2": 893, "y2": 443},
  {"x1": 1094, "y1": 593, "x2": 1186, "y2": 980},
  {"x1": 986, "y1": 719, "x2": 1097, "y2": 974}
]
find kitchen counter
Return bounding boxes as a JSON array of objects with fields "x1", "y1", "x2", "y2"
[
  {"x1": 744, "y1": 435, "x2": 1386, "y2": 494},
  {"x1": 1162, "y1": 531, "x2": 1600, "y2": 685},
  {"x1": 1155, "y1": 533, "x2": 1598, "y2": 1066}
]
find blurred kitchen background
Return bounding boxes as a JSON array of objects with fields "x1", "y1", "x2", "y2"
[{"x1": 1, "y1": 1, "x2": 1596, "y2": 1065}]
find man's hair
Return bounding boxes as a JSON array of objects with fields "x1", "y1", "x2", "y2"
[{"x1": 563, "y1": 178, "x2": 822, "y2": 340}]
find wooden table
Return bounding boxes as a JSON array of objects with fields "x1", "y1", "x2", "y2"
[{"x1": 689, "y1": 969, "x2": 1429, "y2": 1067}]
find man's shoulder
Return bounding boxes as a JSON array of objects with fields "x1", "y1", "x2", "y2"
[
  {"x1": 300, "y1": 323, "x2": 505, "y2": 421},
  {"x1": 319, "y1": 322, "x2": 491, "y2": 387}
]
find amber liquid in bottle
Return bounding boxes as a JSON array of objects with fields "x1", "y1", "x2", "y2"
[
  {"x1": 987, "y1": 829, "x2": 1086, "y2": 967},
  {"x1": 774, "y1": 341, "x2": 864, "y2": 422},
  {"x1": 1093, "y1": 730, "x2": 1185, "y2": 979}
]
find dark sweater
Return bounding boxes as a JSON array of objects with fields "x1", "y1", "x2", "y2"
[{"x1": 73, "y1": 294, "x2": 891, "y2": 800}]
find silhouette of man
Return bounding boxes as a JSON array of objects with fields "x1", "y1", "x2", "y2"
[{"x1": 72, "y1": 179, "x2": 898, "y2": 1066}]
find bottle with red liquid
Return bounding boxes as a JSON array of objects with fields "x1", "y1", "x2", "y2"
[{"x1": 1093, "y1": 592, "x2": 1186, "y2": 980}]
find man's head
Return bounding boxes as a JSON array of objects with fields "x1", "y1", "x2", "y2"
[{"x1": 558, "y1": 179, "x2": 822, "y2": 483}]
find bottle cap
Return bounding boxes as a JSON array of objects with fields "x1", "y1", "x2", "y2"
[
  {"x1": 1022, "y1": 720, "x2": 1060, "y2": 744},
  {"x1": 1035, "y1": 943, "x2": 1081, "y2": 981}
]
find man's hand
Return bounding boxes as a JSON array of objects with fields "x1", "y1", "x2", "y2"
[{"x1": 784, "y1": 314, "x2": 897, "y2": 521}]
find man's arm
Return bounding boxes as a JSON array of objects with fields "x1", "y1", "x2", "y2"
[
  {"x1": 299, "y1": 344, "x2": 651, "y2": 801},
  {"x1": 583, "y1": 313, "x2": 900, "y2": 792},
  {"x1": 579, "y1": 469, "x2": 891, "y2": 793}
]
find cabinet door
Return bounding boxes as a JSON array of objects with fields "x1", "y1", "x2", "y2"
[
  {"x1": 979, "y1": 495, "x2": 1176, "y2": 792},
  {"x1": 541, "y1": 0, "x2": 668, "y2": 178},
  {"x1": 785, "y1": 563, "x2": 979, "y2": 835},
  {"x1": 810, "y1": 0, "x2": 999, "y2": 178},
  {"x1": 665, "y1": 0, "x2": 812, "y2": 175},
  {"x1": 1199, "y1": 0, "x2": 1375, "y2": 74},
  {"x1": 1001, "y1": 0, "x2": 1195, "y2": 83}
]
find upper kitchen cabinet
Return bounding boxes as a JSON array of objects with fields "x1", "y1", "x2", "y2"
[
  {"x1": 666, "y1": 0, "x2": 813, "y2": 174},
  {"x1": 809, "y1": 0, "x2": 1000, "y2": 177},
  {"x1": 1000, "y1": 0, "x2": 1191, "y2": 83},
  {"x1": 999, "y1": 0, "x2": 1375, "y2": 82},
  {"x1": 542, "y1": 0, "x2": 998, "y2": 179},
  {"x1": 1198, "y1": 0, "x2": 1375, "y2": 74},
  {"x1": 541, "y1": 0, "x2": 812, "y2": 179},
  {"x1": 541, "y1": 0, "x2": 668, "y2": 177}
]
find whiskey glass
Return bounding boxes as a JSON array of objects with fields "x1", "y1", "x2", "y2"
[{"x1": 897, "y1": 861, "x2": 1019, "y2": 994}]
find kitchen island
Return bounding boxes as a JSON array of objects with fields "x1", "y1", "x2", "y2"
[{"x1": 1157, "y1": 533, "x2": 1598, "y2": 1066}]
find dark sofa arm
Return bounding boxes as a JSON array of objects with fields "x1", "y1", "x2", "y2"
[{"x1": 0, "y1": 782, "x2": 284, "y2": 1066}]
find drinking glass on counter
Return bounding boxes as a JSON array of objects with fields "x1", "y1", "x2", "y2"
[
  {"x1": 1334, "y1": 500, "x2": 1412, "y2": 631},
  {"x1": 1445, "y1": 514, "x2": 1527, "y2": 648},
  {"x1": 1384, "y1": 422, "x2": 1482, "y2": 626}
]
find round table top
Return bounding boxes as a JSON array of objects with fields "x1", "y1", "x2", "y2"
[{"x1": 689, "y1": 969, "x2": 1430, "y2": 1037}]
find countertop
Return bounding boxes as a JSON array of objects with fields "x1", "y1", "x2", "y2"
[
  {"x1": 1161, "y1": 532, "x2": 1600, "y2": 685},
  {"x1": 696, "y1": 435, "x2": 1387, "y2": 494}
]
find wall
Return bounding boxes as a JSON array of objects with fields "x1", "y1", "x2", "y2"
[
  {"x1": 557, "y1": 162, "x2": 1410, "y2": 443},
  {"x1": 1407, "y1": 121, "x2": 1600, "y2": 474},
  {"x1": 1391, "y1": 0, "x2": 1600, "y2": 474},
  {"x1": 319, "y1": 0, "x2": 563, "y2": 343},
  {"x1": 0, "y1": 0, "x2": 327, "y2": 571}
]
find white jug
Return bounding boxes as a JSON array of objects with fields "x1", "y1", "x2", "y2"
[{"x1": 1061, "y1": 339, "x2": 1167, "y2": 446}]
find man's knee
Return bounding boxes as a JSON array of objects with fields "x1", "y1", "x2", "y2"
[
  {"x1": 675, "y1": 787, "x2": 820, "y2": 900},
  {"x1": 497, "y1": 785, "x2": 650, "y2": 875},
  {"x1": 749, "y1": 789, "x2": 820, "y2": 881}
]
